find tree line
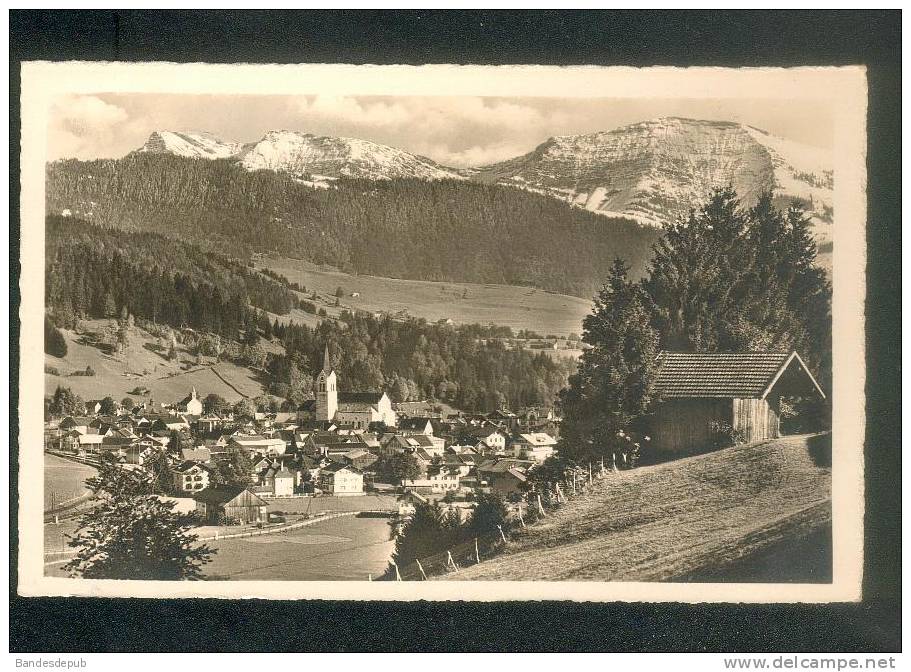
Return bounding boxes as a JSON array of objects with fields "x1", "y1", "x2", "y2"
[
  {"x1": 559, "y1": 188, "x2": 832, "y2": 461},
  {"x1": 46, "y1": 154, "x2": 659, "y2": 297},
  {"x1": 267, "y1": 311, "x2": 578, "y2": 412},
  {"x1": 45, "y1": 215, "x2": 299, "y2": 334}
]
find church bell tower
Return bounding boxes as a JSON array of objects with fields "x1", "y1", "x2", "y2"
[{"x1": 315, "y1": 344, "x2": 337, "y2": 422}]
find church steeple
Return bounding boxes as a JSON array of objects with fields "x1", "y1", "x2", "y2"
[{"x1": 316, "y1": 342, "x2": 338, "y2": 422}]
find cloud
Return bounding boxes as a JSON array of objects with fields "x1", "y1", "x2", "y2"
[
  {"x1": 289, "y1": 95, "x2": 560, "y2": 166},
  {"x1": 48, "y1": 95, "x2": 130, "y2": 160}
]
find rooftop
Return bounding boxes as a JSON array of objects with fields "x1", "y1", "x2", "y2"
[{"x1": 653, "y1": 351, "x2": 824, "y2": 400}]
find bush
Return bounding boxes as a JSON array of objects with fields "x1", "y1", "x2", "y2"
[
  {"x1": 45, "y1": 365, "x2": 60, "y2": 376},
  {"x1": 44, "y1": 315, "x2": 68, "y2": 357},
  {"x1": 708, "y1": 421, "x2": 745, "y2": 450}
]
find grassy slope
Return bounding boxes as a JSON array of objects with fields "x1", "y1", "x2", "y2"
[
  {"x1": 445, "y1": 434, "x2": 831, "y2": 582},
  {"x1": 45, "y1": 319, "x2": 269, "y2": 403},
  {"x1": 257, "y1": 255, "x2": 594, "y2": 338}
]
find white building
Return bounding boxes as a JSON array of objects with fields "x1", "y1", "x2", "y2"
[
  {"x1": 315, "y1": 345, "x2": 397, "y2": 428},
  {"x1": 509, "y1": 432, "x2": 558, "y2": 463},
  {"x1": 176, "y1": 387, "x2": 203, "y2": 416},
  {"x1": 318, "y1": 463, "x2": 364, "y2": 495}
]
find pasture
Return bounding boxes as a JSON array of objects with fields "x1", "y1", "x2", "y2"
[
  {"x1": 444, "y1": 434, "x2": 832, "y2": 582},
  {"x1": 45, "y1": 319, "x2": 269, "y2": 403},
  {"x1": 256, "y1": 255, "x2": 594, "y2": 337}
]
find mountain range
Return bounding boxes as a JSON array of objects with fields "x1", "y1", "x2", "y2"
[{"x1": 134, "y1": 117, "x2": 833, "y2": 243}]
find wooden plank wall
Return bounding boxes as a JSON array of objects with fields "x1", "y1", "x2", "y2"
[
  {"x1": 650, "y1": 398, "x2": 732, "y2": 452},
  {"x1": 732, "y1": 397, "x2": 780, "y2": 443}
]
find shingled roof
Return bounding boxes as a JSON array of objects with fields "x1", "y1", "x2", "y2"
[{"x1": 653, "y1": 351, "x2": 824, "y2": 400}]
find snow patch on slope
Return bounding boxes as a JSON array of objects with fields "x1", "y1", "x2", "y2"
[{"x1": 137, "y1": 131, "x2": 242, "y2": 160}]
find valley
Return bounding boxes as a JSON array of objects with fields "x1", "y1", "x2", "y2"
[{"x1": 256, "y1": 254, "x2": 593, "y2": 338}]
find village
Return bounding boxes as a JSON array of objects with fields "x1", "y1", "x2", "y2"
[
  {"x1": 44, "y1": 345, "x2": 564, "y2": 530},
  {"x1": 45, "y1": 338, "x2": 827, "y2": 539}
]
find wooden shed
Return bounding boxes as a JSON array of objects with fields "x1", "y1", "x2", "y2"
[
  {"x1": 194, "y1": 485, "x2": 268, "y2": 525},
  {"x1": 649, "y1": 351, "x2": 825, "y2": 453}
]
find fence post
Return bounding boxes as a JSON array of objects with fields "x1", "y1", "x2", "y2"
[
  {"x1": 415, "y1": 559, "x2": 428, "y2": 580},
  {"x1": 588, "y1": 463, "x2": 593, "y2": 485},
  {"x1": 497, "y1": 524, "x2": 507, "y2": 543},
  {"x1": 555, "y1": 482, "x2": 564, "y2": 503},
  {"x1": 392, "y1": 560, "x2": 402, "y2": 581},
  {"x1": 368, "y1": 573, "x2": 372, "y2": 581},
  {"x1": 571, "y1": 474, "x2": 576, "y2": 496},
  {"x1": 447, "y1": 550, "x2": 459, "y2": 572},
  {"x1": 537, "y1": 494, "x2": 546, "y2": 517},
  {"x1": 475, "y1": 538, "x2": 480, "y2": 564},
  {"x1": 518, "y1": 505, "x2": 526, "y2": 528}
]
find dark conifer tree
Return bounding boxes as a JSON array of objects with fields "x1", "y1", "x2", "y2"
[{"x1": 559, "y1": 259, "x2": 659, "y2": 461}]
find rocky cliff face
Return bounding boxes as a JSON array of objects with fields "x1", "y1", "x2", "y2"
[
  {"x1": 136, "y1": 131, "x2": 243, "y2": 160},
  {"x1": 473, "y1": 117, "x2": 833, "y2": 244},
  {"x1": 136, "y1": 129, "x2": 463, "y2": 182},
  {"x1": 132, "y1": 118, "x2": 833, "y2": 244}
]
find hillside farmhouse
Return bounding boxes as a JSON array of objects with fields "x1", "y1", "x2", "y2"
[{"x1": 649, "y1": 351, "x2": 825, "y2": 453}]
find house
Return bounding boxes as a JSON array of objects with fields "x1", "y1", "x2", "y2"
[
  {"x1": 488, "y1": 408, "x2": 519, "y2": 431},
  {"x1": 476, "y1": 458, "x2": 535, "y2": 489},
  {"x1": 181, "y1": 447, "x2": 212, "y2": 463},
  {"x1": 196, "y1": 414, "x2": 226, "y2": 433},
  {"x1": 462, "y1": 426, "x2": 508, "y2": 453},
  {"x1": 403, "y1": 466, "x2": 461, "y2": 493},
  {"x1": 398, "y1": 417, "x2": 435, "y2": 435},
  {"x1": 509, "y1": 432, "x2": 558, "y2": 463},
  {"x1": 649, "y1": 351, "x2": 826, "y2": 453},
  {"x1": 150, "y1": 415, "x2": 191, "y2": 433},
  {"x1": 65, "y1": 429, "x2": 104, "y2": 452},
  {"x1": 59, "y1": 416, "x2": 93, "y2": 434},
  {"x1": 318, "y1": 463, "x2": 364, "y2": 495},
  {"x1": 260, "y1": 467, "x2": 295, "y2": 497},
  {"x1": 229, "y1": 434, "x2": 287, "y2": 456},
  {"x1": 490, "y1": 467, "x2": 527, "y2": 498},
  {"x1": 397, "y1": 490, "x2": 430, "y2": 516},
  {"x1": 314, "y1": 345, "x2": 397, "y2": 428},
  {"x1": 194, "y1": 486, "x2": 268, "y2": 525},
  {"x1": 172, "y1": 461, "x2": 212, "y2": 494},
  {"x1": 341, "y1": 448, "x2": 379, "y2": 472}
]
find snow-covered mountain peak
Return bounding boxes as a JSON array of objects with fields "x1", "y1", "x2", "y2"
[
  {"x1": 475, "y1": 117, "x2": 833, "y2": 245},
  {"x1": 136, "y1": 131, "x2": 242, "y2": 160}
]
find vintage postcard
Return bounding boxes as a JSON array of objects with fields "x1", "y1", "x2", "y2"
[{"x1": 18, "y1": 62, "x2": 867, "y2": 601}]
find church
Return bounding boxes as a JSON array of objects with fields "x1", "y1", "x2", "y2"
[{"x1": 310, "y1": 345, "x2": 397, "y2": 430}]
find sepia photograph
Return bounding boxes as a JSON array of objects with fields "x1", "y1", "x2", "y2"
[{"x1": 17, "y1": 61, "x2": 867, "y2": 603}]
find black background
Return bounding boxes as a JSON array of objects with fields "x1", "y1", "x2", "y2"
[{"x1": 9, "y1": 10, "x2": 901, "y2": 653}]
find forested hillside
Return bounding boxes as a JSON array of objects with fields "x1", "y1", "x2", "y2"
[
  {"x1": 45, "y1": 217, "x2": 576, "y2": 411},
  {"x1": 270, "y1": 314, "x2": 577, "y2": 412},
  {"x1": 46, "y1": 154, "x2": 658, "y2": 297},
  {"x1": 45, "y1": 216, "x2": 299, "y2": 334}
]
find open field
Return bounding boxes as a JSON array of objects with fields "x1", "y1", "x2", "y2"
[
  {"x1": 202, "y1": 515, "x2": 395, "y2": 581},
  {"x1": 45, "y1": 319, "x2": 269, "y2": 403},
  {"x1": 257, "y1": 255, "x2": 594, "y2": 337},
  {"x1": 44, "y1": 453, "x2": 96, "y2": 510},
  {"x1": 443, "y1": 434, "x2": 832, "y2": 582}
]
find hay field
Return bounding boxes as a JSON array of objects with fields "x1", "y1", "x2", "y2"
[
  {"x1": 257, "y1": 255, "x2": 594, "y2": 337},
  {"x1": 445, "y1": 434, "x2": 832, "y2": 582}
]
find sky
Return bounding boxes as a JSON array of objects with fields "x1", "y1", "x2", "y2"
[{"x1": 48, "y1": 93, "x2": 834, "y2": 166}]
